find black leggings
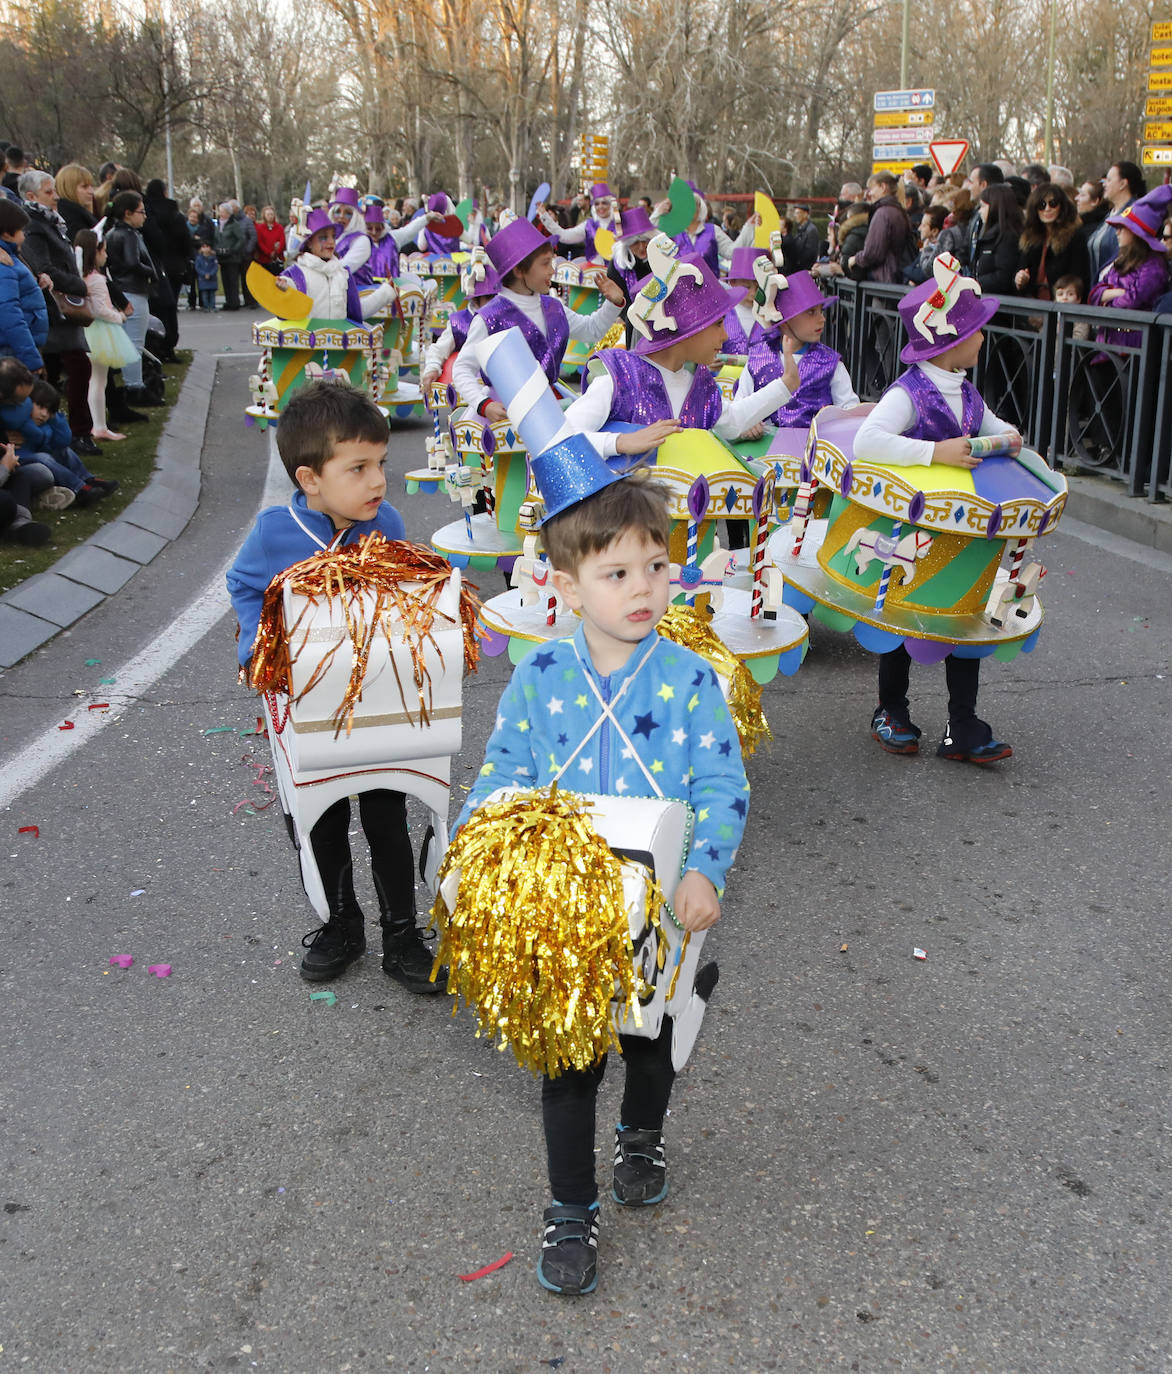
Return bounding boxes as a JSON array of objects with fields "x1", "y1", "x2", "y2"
[
  {"x1": 878, "y1": 645, "x2": 986, "y2": 746},
  {"x1": 308, "y1": 789, "x2": 415, "y2": 922},
  {"x1": 542, "y1": 1018, "x2": 676, "y2": 1206}
]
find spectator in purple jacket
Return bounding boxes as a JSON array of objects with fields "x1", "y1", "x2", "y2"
[{"x1": 847, "y1": 172, "x2": 914, "y2": 282}]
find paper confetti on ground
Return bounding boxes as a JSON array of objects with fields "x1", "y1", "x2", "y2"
[
  {"x1": 148, "y1": 964, "x2": 172, "y2": 977},
  {"x1": 459, "y1": 1252, "x2": 514, "y2": 1282},
  {"x1": 17, "y1": 825, "x2": 39, "y2": 838},
  {"x1": 309, "y1": 990, "x2": 337, "y2": 1006},
  {"x1": 109, "y1": 955, "x2": 134, "y2": 969}
]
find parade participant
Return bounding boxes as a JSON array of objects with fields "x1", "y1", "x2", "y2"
[
  {"x1": 452, "y1": 216, "x2": 625, "y2": 421},
  {"x1": 413, "y1": 193, "x2": 463, "y2": 257},
  {"x1": 654, "y1": 182, "x2": 751, "y2": 273},
  {"x1": 548, "y1": 181, "x2": 619, "y2": 260},
  {"x1": 328, "y1": 186, "x2": 371, "y2": 274},
  {"x1": 419, "y1": 248, "x2": 500, "y2": 392},
  {"x1": 605, "y1": 204, "x2": 655, "y2": 348},
  {"x1": 451, "y1": 438, "x2": 748, "y2": 1295},
  {"x1": 563, "y1": 234, "x2": 794, "y2": 456},
  {"x1": 722, "y1": 245, "x2": 767, "y2": 354},
  {"x1": 276, "y1": 208, "x2": 395, "y2": 321},
  {"x1": 852, "y1": 255, "x2": 1021, "y2": 764},
  {"x1": 352, "y1": 203, "x2": 400, "y2": 286},
  {"x1": 732, "y1": 269, "x2": 859, "y2": 426},
  {"x1": 226, "y1": 381, "x2": 443, "y2": 991}
]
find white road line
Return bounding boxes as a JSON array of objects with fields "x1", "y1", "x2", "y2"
[{"x1": 0, "y1": 430, "x2": 291, "y2": 814}]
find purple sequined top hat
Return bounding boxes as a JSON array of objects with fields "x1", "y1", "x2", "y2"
[
  {"x1": 771, "y1": 270, "x2": 837, "y2": 325},
  {"x1": 897, "y1": 253, "x2": 1000, "y2": 363},
  {"x1": 629, "y1": 235, "x2": 746, "y2": 356},
  {"x1": 727, "y1": 245, "x2": 767, "y2": 282},
  {"x1": 486, "y1": 216, "x2": 555, "y2": 281},
  {"x1": 589, "y1": 182, "x2": 614, "y2": 202},
  {"x1": 302, "y1": 207, "x2": 334, "y2": 244},
  {"x1": 474, "y1": 326, "x2": 622, "y2": 521},
  {"x1": 615, "y1": 205, "x2": 656, "y2": 243},
  {"x1": 1107, "y1": 184, "x2": 1172, "y2": 253},
  {"x1": 329, "y1": 186, "x2": 360, "y2": 210},
  {"x1": 364, "y1": 203, "x2": 385, "y2": 226},
  {"x1": 427, "y1": 193, "x2": 449, "y2": 215}
]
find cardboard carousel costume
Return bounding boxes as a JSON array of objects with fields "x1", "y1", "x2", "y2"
[{"x1": 769, "y1": 257, "x2": 1068, "y2": 659}]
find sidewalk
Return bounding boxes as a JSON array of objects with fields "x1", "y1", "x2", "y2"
[{"x1": 1, "y1": 308, "x2": 1169, "y2": 668}]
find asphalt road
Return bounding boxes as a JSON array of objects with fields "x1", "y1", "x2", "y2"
[{"x1": 1, "y1": 310, "x2": 1169, "y2": 1373}]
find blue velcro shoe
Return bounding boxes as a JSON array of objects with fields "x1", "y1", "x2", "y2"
[
  {"x1": 537, "y1": 1203, "x2": 599, "y2": 1295},
  {"x1": 870, "y1": 708, "x2": 921, "y2": 755}
]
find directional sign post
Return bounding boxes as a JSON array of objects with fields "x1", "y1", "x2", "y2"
[
  {"x1": 873, "y1": 88, "x2": 935, "y2": 111},
  {"x1": 1145, "y1": 25, "x2": 1172, "y2": 178}
]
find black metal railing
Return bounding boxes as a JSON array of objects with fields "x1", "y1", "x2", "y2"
[{"x1": 821, "y1": 279, "x2": 1172, "y2": 503}]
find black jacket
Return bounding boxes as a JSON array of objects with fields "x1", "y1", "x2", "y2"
[
  {"x1": 20, "y1": 201, "x2": 89, "y2": 353},
  {"x1": 105, "y1": 220, "x2": 158, "y2": 297},
  {"x1": 971, "y1": 224, "x2": 1020, "y2": 295},
  {"x1": 143, "y1": 192, "x2": 194, "y2": 280}
]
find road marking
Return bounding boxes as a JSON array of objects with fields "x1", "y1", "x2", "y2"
[{"x1": 0, "y1": 432, "x2": 290, "y2": 814}]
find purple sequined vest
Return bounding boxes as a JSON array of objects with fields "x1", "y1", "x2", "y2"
[
  {"x1": 596, "y1": 349, "x2": 723, "y2": 428},
  {"x1": 891, "y1": 365, "x2": 985, "y2": 440},
  {"x1": 449, "y1": 306, "x2": 475, "y2": 352},
  {"x1": 477, "y1": 294, "x2": 569, "y2": 385},
  {"x1": 423, "y1": 229, "x2": 461, "y2": 258},
  {"x1": 746, "y1": 338, "x2": 839, "y2": 427},
  {"x1": 722, "y1": 307, "x2": 758, "y2": 355},
  {"x1": 673, "y1": 223, "x2": 719, "y2": 274},
  {"x1": 354, "y1": 235, "x2": 400, "y2": 286}
]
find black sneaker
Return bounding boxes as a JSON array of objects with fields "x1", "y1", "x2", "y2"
[
  {"x1": 937, "y1": 732, "x2": 1013, "y2": 765},
  {"x1": 870, "y1": 708, "x2": 921, "y2": 755},
  {"x1": 75, "y1": 435, "x2": 103, "y2": 457},
  {"x1": 74, "y1": 483, "x2": 109, "y2": 508},
  {"x1": 612, "y1": 1127, "x2": 668, "y2": 1206},
  {"x1": 8, "y1": 519, "x2": 51, "y2": 546},
  {"x1": 381, "y1": 920, "x2": 447, "y2": 994},
  {"x1": 537, "y1": 1203, "x2": 599, "y2": 1295},
  {"x1": 91, "y1": 477, "x2": 120, "y2": 494},
  {"x1": 299, "y1": 919, "x2": 366, "y2": 981},
  {"x1": 125, "y1": 386, "x2": 163, "y2": 408}
]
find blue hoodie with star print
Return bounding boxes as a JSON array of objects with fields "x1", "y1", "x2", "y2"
[{"x1": 457, "y1": 623, "x2": 749, "y2": 894}]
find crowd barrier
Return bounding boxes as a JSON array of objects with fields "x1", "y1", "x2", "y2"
[{"x1": 822, "y1": 280, "x2": 1172, "y2": 504}]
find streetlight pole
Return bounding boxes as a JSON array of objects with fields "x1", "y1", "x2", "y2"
[
  {"x1": 1044, "y1": 0, "x2": 1058, "y2": 164},
  {"x1": 900, "y1": 0, "x2": 910, "y2": 90}
]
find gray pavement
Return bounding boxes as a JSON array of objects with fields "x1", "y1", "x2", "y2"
[{"x1": 0, "y1": 310, "x2": 1169, "y2": 1372}]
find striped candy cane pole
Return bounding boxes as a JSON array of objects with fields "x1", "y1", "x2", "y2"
[
  {"x1": 1006, "y1": 536, "x2": 1028, "y2": 586},
  {"x1": 685, "y1": 476, "x2": 709, "y2": 607},
  {"x1": 749, "y1": 469, "x2": 775, "y2": 620},
  {"x1": 790, "y1": 479, "x2": 816, "y2": 557},
  {"x1": 873, "y1": 521, "x2": 902, "y2": 612},
  {"x1": 474, "y1": 328, "x2": 575, "y2": 456}
]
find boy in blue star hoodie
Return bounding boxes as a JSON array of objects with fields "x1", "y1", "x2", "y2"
[{"x1": 455, "y1": 456, "x2": 750, "y2": 1298}]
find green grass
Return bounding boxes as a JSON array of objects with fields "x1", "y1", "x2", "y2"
[{"x1": 0, "y1": 351, "x2": 193, "y2": 594}]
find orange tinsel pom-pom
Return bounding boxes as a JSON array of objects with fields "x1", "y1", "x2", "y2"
[{"x1": 247, "y1": 533, "x2": 483, "y2": 736}]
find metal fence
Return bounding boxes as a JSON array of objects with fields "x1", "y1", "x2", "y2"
[{"x1": 822, "y1": 280, "x2": 1172, "y2": 504}]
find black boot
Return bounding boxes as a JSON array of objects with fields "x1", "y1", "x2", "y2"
[
  {"x1": 381, "y1": 914, "x2": 446, "y2": 994},
  {"x1": 109, "y1": 386, "x2": 147, "y2": 424},
  {"x1": 300, "y1": 916, "x2": 366, "y2": 981},
  {"x1": 300, "y1": 802, "x2": 367, "y2": 981}
]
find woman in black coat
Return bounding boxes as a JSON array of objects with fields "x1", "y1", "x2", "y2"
[
  {"x1": 1014, "y1": 183, "x2": 1090, "y2": 300},
  {"x1": 142, "y1": 179, "x2": 190, "y2": 359},
  {"x1": 971, "y1": 185, "x2": 1024, "y2": 295},
  {"x1": 19, "y1": 169, "x2": 96, "y2": 448}
]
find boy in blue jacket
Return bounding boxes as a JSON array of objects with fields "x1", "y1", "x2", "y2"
[
  {"x1": 226, "y1": 380, "x2": 444, "y2": 992},
  {"x1": 456, "y1": 453, "x2": 750, "y2": 1297},
  {"x1": 0, "y1": 362, "x2": 113, "y2": 507},
  {"x1": 27, "y1": 378, "x2": 118, "y2": 503}
]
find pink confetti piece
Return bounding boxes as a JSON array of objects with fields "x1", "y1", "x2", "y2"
[
  {"x1": 147, "y1": 964, "x2": 172, "y2": 977},
  {"x1": 109, "y1": 954, "x2": 134, "y2": 969},
  {"x1": 58, "y1": 721, "x2": 75, "y2": 731},
  {"x1": 18, "y1": 825, "x2": 39, "y2": 838},
  {"x1": 459, "y1": 1251, "x2": 514, "y2": 1282}
]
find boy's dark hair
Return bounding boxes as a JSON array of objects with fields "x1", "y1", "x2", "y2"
[
  {"x1": 29, "y1": 377, "x2": 60, "y2": 411},
  {"x1": 1053, "y1": 274, "x2": 1084, "y2": 299},
  {"x1": 0, "y1": 198, "x2": 30, "y2": 237},
  {"x1": 275, "y1": 379, "x2": 388, "y2": 488},
  {"x1": 0, "y1": 356, "x2": 35, "y2": 402},
  {"x1": 109, "y1": 190, "x2": 143, "y2": 221},
  {"x1": 542, "y1": 470, "x2": 671, "y2": 576}
]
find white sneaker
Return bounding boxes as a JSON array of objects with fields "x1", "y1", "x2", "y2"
[{"x1": 38, "y1": 486, "x2": 76, "y2": 511}]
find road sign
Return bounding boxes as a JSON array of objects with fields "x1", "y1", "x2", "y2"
[
  {"x1": 871, "y1": 160, "x2": 919, "y2": 176},
  {"x1": 1151, "y1": 71, "x2": 1172, "y2": 89},
  {"x1": 1145, "y1": 121, "x2": 1172, "y2": 140},
  {"x1": 873, "y1": 126, "x2": 934, "y2": 144},
  {"x1": 1152, "y1": 45, "x2": 1172, "y2": 65},
  {"x1": 873, "y1": 88, "x2": 935, "y2": 111},
  {"x1": 872, "y1": 144, "x2": 930, "y2": 161},
  {"x1": 1154, "y1": 20, "x2": 1172, "y2": 41},
  {"x1": 929, "y1": 139, "x2": 970, "y2": 176},
  {"x1": 873, "y1": 109, "x2": 934, "y2": 129},
  {"x1": 1142, "y1": 145, "x2": 1172, "y2": 166},
  {"x1": 1147, "y1": 96, "x2": 1172, "y2": 116}
]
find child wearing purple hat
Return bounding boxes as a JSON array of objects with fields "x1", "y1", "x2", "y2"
[
  {"x1": 419, "y1": 247, "x2": 502, "y2": 391},
  {"x1": 548, "y1": 181, "x2": 619, "y2": 260},
  {"x1": 277, "y1": 209, "x2": 395, "y2": 321},
  {"x1": 1087, "y1": 184, "x2": 1171, "y2": 349},
  {"x1": 452, "y1": 216, "x2": 626, "y2": 420},
  {"x1": 722, "y1": 246, "x2": 768, "y2": 355},
  {"x1": 564, "y1": 233, "x2": 794, "y2": 457},
  {"x1": 606, "y1": 205, "x2": 656, "y2": 347},
  {"x1": 328, "y1": 186, "x2": 371, "y2": 274},
  {"x1": 352, "y1": 203, "x2": 400, "y2": 286},
  {"x1": 853, "y1": 253, "x2": 1021, "y2": 764},
  {"x1": 732, "y1": 269, "x2": 859, "y2": 426}
]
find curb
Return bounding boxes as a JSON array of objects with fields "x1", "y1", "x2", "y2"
[
  {"x1": 1062, "y1": 474, "x2": 1172, "y2": 556},
  {"x1": 0, "y1": 353, "x2": 216, "y2": 669}
]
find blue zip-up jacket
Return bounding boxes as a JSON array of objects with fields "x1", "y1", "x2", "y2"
[
  {"x1": 23, "y1": 410, "x2": 73, "y2": 456},
  {"x1": 0, "y1": 245, "x2": 48, "y2": 369},
  {"x1": 225, "y1": 490, "x2": 406, "y2": 667},
  {"x1": 0, "y1": 396, "x2": 41, "y2": 448},
  {"x1": 456, "y1": 624, "x2": 750, "y2": 894}
]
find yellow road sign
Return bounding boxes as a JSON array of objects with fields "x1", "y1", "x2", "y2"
[
  {"x1": 1152, "y1": 45, "x2": 1172, "y2": 66},
  {"x1": 1145, "y1": 121, "x2": 1172, "y2": 140},
  {"x1": 873, "y1": 109, "x2": 934, "y2": 129},
  {"x1": 872, "y1": 160, "x2": 918, "y2": 175},
  {"x1": 1147, "y1": 96, "x2": 1172, "y2": 116},
  {"x1": 1142, "y1": 145, "x2": 1172, "y2": 165},
  {"x1": 1154, "y1": 21, "x2": 1172, "y2": 42},
  {"x1": 1151, "y1": 71, "x2": 1172, "y2": 89}
]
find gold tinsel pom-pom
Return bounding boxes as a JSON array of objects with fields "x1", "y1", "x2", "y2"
[
  {"x1": 656, "y1": 605, "x2": 772, "y2": 759},
  {"x1": 432, "y1": 787, "x2": 661, "y2": 1078},
  {"x1": 247, "y1": 534, "x2": 483, "y2": 736}
]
